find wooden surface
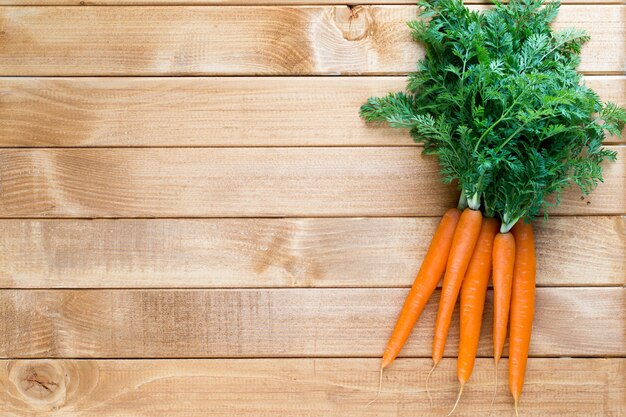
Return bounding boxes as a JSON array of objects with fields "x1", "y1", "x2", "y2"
[
  {"x1": 3, "y1": 0, "x2": 624, "y2": 5},
  {"x1": 0, "y1": 6, "x2": 624, "y2": 75},
  {"x1": 1, "y1": 288, "x2": 624, "y2": 358},
  {"x1": 0, "y1": 0, "x2": 624, "y2": 414},
  {"x1": 0, "y1": 359, "x2": 623, "y2": 416},
  {"x1": 0, "y1": 76, "x2": 623, "y2": 147},
  {"x1": 0, "y1": 216, "x2": 623, "y2": 288},
  {"x1": 1, "y1": 147, "x2": 624, "y2": 218}
]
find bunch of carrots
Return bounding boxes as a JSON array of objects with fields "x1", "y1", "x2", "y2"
[
  {"x1": 377, "y1": 201, "x2": 534, "y2": 414},
  {"x1": 360, "y1": 0, "x2": 626, "y2": 414}
]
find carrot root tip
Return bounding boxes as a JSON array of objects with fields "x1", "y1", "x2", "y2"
[
  {"x1": 425, "y1": 363, "x2": 437, "y2": 407},
  {"x1": 447, "y1": 383, "x2": 464, "y2": 416},
  {"x1": 514, "y1": 398, "x2": 519, "y2": 417},
  {"x1": 490, "y1": 361, "x2": 499, "y2": 407},
  {"x1": 365, "y1": 367, "x2": 384, "y2": 408}
]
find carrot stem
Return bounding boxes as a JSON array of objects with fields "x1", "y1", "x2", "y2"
[
  {"x1": 457, "y1": 189, "x2": 468, "y2": 211},
  {"x1": 467, "y1": 192, "x2": 481, "y2": 210},
  {"x1": 501, "y1": 213, "x2": 521, "y2": 233}
]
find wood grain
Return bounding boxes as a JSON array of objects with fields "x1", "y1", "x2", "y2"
[
  {"x1": 0, "y1": 76, "x2": 623, "y2": 147},
  {"x1": 0, "y1": 1, "x2": 622, "y2": 415},
  {"x1": 1, "y1": 0, "x2": 623, "y2": 5},
  {"x1": 1, "y1": 288, "x2": 623, "y2": 358},
  {"x1": 0, "y1": 6, "x2": 623, "y2": 76},
  {"x1": 1, "y1": 147, "x2": 624, "y2": 218},
  {"x1": 0, "y1": 358, "x2": 623, "y2": 416},
  {"x1": 1, "y1": 216, "x2": 623, "y2": 288}
]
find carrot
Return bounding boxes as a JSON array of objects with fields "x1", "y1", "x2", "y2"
[
  {"x1": 458, "y1": 217, "x2": 499, "y2": 381},
  {"x1": 491, "y1": 230, "x2": 516, "y2": 398},
  {"x1": 367, "y1": 208, "x2": 461, "y2": 407},
  {"x1": 432, "y1": 208, "x2": 483, "y2": 366},
  {"x1": 448, "y1": 217, "x2": 499, "y2": 414},
  {"x1": 381, "y1": 207, "x2": 462, "y2": 369},
  {"x1": 509, "y1": 221, "x2": 536, "y2": 416}
]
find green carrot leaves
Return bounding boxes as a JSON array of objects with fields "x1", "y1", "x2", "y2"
[{"x1": 360, "y1": 0, "x2": 626, "y2": 225}]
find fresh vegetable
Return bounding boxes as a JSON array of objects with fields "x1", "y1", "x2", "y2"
[
  {"x1": 360, "y1": 0, "x2": 626, "y2": 410},
  {"x1": 509, "y1": 221, "x2": 536, "y2": 415},
  {"x1": 381, "y1": 207, "x2": 462, "y2": 369},
  {"x1": 452, "y1": 217, "x2": 499, "y2": 413},
  {"x1": 367, "y1": 207, "x2": 461, "y2": 407},
  {"x1": 492, "y1": 232, "x2": 516, "y2": 376},
  {"x1": 432, "y1": 208, "x2": 482, "y2": 366},
  {"x1": 360, "y1": 0, "x2": 625, "y2": 228}
]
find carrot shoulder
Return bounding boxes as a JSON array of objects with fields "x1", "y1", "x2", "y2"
[
  {"x1": 381, "y1": 208, "x2": 462, "y2": 368},
  {"x1": 458, "y1": 217, "x2": 499, "y2": 385},
  {"x1": 509, "y1": 221, "x2": 536, "y2": 408},
  {"x1": 432, "y1": 208, "x2": 483, "y2": 365}
]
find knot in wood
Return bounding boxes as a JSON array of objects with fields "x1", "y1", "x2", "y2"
[
  {"x1": 22, "y1": 367, "x2": 59, "y2": 398},
  {"x1": 332, "y1": 6, "x2": 373, "y2": 42},
  {"x1": 9, "y1": 361, "x2": 68, "y2": 410}
]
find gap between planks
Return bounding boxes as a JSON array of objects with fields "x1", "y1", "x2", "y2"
[
  {"x1": 1, "y1": 355, "x2": 625, "y2": 359},
  {"x1": 1, "y1": 212, "x2": 626, "y2": 218},
  {"x1": 0, "y1": 284, "x2": 620, "y2": 289}
]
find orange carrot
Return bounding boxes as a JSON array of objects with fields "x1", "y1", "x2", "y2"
[
  {"x1": 448, "y1": 217, "x2": 499, "y2": 414},
  {"x1": 458, "y1": 217, "x2": 499, "y2": 384},
  {"x1": 432, "y1": 208, "x2": 483, "y2": 366},
  {"x1": 492, "y1": 232, "x2": 516, "y2": 367},
  {"x1": 380, "y1": 208, "x2": 462, "y2": 369},
  {"x1": 509, "y1": 221, "x2": 536, "y2": 415}
]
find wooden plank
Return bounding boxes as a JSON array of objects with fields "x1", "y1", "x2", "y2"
[
  {"x1": 0, "y1": 6, "x2": 623, "y2": 76},
  {"x1": 1, "y1": 0, "x2": 623, "y2": 5},
  {"x1": 1, "y1": 147, "x2": 624, "y2": 218},
  {"x1": 0, "y1": 216, "x2": 623, "y2": 288},
  {"x1": 1, "y1": 288, "x2": 623, "y2": 358},
  {"x1": 1, "y1": 76, "x2": 623, "y2": 147},
  {"x1": 0, "y1": 359, "x2": 623, "y2": 416}
]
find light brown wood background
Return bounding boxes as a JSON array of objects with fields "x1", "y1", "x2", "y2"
[{"x1": 0, "y1": 0, "x2": 624, "y2": 415}]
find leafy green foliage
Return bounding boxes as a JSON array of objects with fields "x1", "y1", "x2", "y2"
[{"x1": 360, "y1": 0, "x2": 625, "y2": 228}]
